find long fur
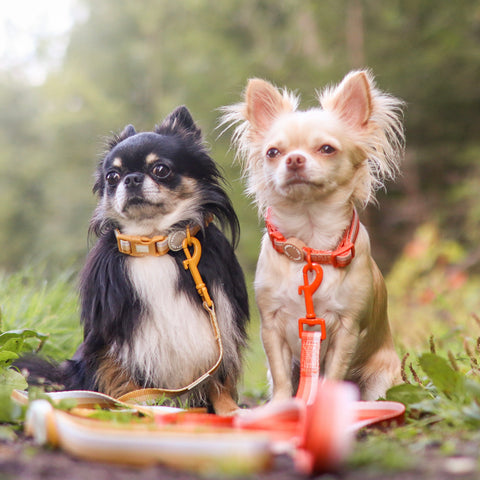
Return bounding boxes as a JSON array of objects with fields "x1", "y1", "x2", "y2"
[
  {"x1": 18, "y1": 106, "x2": 249, "y2": 414},
  {"x1": 222, "y1": 70, "x2": 404, "y2": 401}
]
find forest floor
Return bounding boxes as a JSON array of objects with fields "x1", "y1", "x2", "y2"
[{"x1": 1, "y1": 431, "x2": 479, "y2": 480}]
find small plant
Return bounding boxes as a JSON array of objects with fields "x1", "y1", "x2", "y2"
[
  {"x1": 144, "y1": 394, "x2": 191, "y2": 410},
  {"x1": 0, "y1": 265, "x2": 80, "y2": 430},
  {"x1": 388, "y1": 331, "x2": 480, "y2": 429},
  {"x1": 349, "y1": 313, "x2": 480, "y2": 474},
  {"x1": 0, "y1": 328, "x2": 48, "y2": 425},
  {"x1": 86, "y1": 406, "x2": 151, "y2": 424}
]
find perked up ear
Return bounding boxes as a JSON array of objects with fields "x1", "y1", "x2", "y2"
[
  {"x1": 108, "y1": 124, "x2": 137, "y2": 150},
  {"x1": 245, "y1": 78, "x2": 295, "y2": 135},
  {"x1": 155, "y1": 105, "x2": 202, "y2": 139},
  {"x1": 321, "y1": 71, "x2": 372, "y2": 128},
  {"x1": 119, "y1": 124, "x2": 137, "y2": 139}
]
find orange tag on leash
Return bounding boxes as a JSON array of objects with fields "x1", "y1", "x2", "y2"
[{"x1": 296, "y1": 331, "x2": 323, "y2": 405}]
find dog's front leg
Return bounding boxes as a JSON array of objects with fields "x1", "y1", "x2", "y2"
[
  {"x1": 323, "y1": 316, "x2": 359, "y2": 381},
  {"x1": 209, "y1": 377, "x2": 240, "y2": 416},
  {"x1": 261, "y1": 320, "x2": 293, "y2": 402}
]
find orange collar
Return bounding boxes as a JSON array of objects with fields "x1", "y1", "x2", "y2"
[
  {"x1": 265, "y1": 208, "x2": 359, "y2": 268},
  {"x1": 115, "y1": 221, "x2": 208, "y2": 257}
]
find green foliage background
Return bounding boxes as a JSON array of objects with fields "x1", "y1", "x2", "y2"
[{"x1": 0, "y1": 0, "x2": 479, "y2": 274}]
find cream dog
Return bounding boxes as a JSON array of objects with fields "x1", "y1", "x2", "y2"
[{"x1": 223, "y1": 70, "x2": 404, "y2": 401}]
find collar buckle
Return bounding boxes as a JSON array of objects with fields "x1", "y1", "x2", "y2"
[{"x1": 331, "y1": 243, "x2": 355, "y2": 268}]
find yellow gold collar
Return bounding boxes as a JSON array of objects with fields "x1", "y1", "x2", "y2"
[{"x1": 115, "y1": 223, "x2": 203, "y2": 257}]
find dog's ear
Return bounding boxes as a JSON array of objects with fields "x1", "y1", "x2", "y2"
[
  {"x1": 320, "y1": 71, "x2": 372, "y2": 129},
  {"x1": 155, "y1": 106, "x2": 202, "y2": 140},
  {"x1": 108, "y1": 124, "x2": 137, "y2": 150},
  {"x1": 321, "y1": 70, "x2": 405, "y2": 204},
  {"x1": 245, "y1": 79, "x2": 295, "y2": 136},
  {"x1": 119, "y1": 124, "x2": 137, "y2": 139}
]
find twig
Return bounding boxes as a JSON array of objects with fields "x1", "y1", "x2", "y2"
[
  {"x1": 401, "y1": 352, "x2": 410, "y2": 383},
  {"x1": 447, "y1": 350, "x2": 459, "y2": 371}
]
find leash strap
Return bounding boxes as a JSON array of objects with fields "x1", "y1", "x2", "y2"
[
  {"x1": 264, "y1": 209, "x2": 360, "y2": 402},
  {"x1": 296, "y1": 331, "x2": 323, "y2": 405},
  {"x1": 118, "y1": 302, "x2": 223, "y2": 403},
  {"x1": 117, "y1": 229, "x2": 223, "y2": 404},
  {"x1": 296, "y1": 253, "x2": 327, "y2": 405}
]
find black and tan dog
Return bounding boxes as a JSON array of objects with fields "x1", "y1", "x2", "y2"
[{"x1": 19, "y1": 106, "x2": 249, "y2": 415}]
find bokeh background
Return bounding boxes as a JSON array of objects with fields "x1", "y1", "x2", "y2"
[{"x1": 1, "y1": 0, "x2": 480, "y2": 374}]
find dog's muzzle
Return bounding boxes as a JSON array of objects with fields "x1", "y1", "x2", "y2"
[{"x1": 124, "y1": 173, "x2": 144, "y2": 190}]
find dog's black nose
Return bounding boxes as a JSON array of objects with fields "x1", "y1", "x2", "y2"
[{"x1": 124, "y1": 173, "x2": 144, "y2": 188}]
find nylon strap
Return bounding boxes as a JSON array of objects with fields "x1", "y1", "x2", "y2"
[
  {"x1": 265, "y1": 208, "x2": 359, "y2": 267},
  {"x1": 296, "y1": 256, "x2": 326, "y2": 406},
  {"x1": 296, "y1": 331, "x2": 323, "y2": 406}
]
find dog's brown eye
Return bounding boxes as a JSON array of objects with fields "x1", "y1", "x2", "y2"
[
  {"x1": 319, "y1": 145, "x2": 336, "y2": 155},
  {"x1": 152, "y1": 164, "x2": 171, "y2": 179},
  {"x1": 266, "y1": 148, "x2": 280, "y2": 159},
  {"x1": 106, "y1": 171, "x2": 120, "y2": 186}
]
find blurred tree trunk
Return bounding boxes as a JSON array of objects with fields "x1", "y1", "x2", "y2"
[{"x1": 346, "y1": 0, "x2": 365, "y2": 68}]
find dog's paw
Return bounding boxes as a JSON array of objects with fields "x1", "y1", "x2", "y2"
[
  {"x1": 270, "y1": 390, "x2": 293, "y2": 404},
  {"x1": 215, "y1": 406, "x2": 250, "y2": 417},
  {"x1": 232, "y1": 406, "x2": 252, "y2": 417}
]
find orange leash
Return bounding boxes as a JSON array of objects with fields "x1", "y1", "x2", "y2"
[{"x1": 296, "y1": 251, "x2": 326, "y2": 405}]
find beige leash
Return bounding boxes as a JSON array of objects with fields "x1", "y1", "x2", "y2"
[{"x1": 116, "y1": 227, "x2": 223, "y2": 404}]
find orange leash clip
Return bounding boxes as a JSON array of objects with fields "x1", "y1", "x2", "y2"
[
  {"x1": 296, "y1": 250, "x2": 326, "y2": 405},
  {"x1": 182, "y1": 228, "x2": 213, "y2": 308}
]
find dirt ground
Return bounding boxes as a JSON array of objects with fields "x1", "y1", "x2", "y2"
[{"x1": 1, "y1": 434, "x2": 479, "y2": 480}]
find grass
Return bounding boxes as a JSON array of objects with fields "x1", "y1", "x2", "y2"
[
  {"x1": 241, "y1": 272, "x2": 270, "y2": 402},
  {"x1": 0, "y1": 265, "x2": 82, "y2": 359},
  {"x1": 2, "y1": 221, "x2": 480, "y2": 474},
  {"x1": 0, "y1": 265, "x2": 83, "y2": 426}
]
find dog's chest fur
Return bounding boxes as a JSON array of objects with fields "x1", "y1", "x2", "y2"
[{"x1": 118, "y1": 255, "x2": 218, "y2": 389}]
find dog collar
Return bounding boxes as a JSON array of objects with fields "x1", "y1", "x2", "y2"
[
  {"x1": 265, "y1": 207, "x2": 359, "y2": 268},
  {"x1": 115, "y1": 218, "x2": 211, "y2": 257}
]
